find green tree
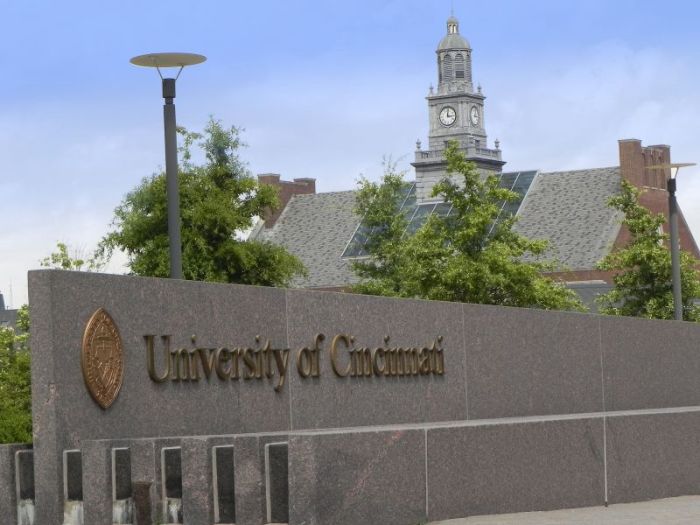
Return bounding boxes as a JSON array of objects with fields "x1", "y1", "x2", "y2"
[
  {"x1": 352, "y1": 143, "x2": 583, "y2": 310},
  {"x1": 98, "y1": 118, "x2": 305, "y2": 286},
  {"x1": 40, "y1": 242, "x2": 105, "y2": 272},
  {"x1": 596, "y1": 180, "x2": 700, "y2": 320},
  {"x1": 0, "y1": 306, "x2": 32, "y2": 443}
]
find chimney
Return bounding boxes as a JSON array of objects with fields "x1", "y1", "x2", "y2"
[
  {"x1": 618, "y1": 139, "x2": 670, "y2": 190},
  {"x1": 258, "y1": 174, "x2": 316, "y2": 228},
  {"x1": 0, "y1": 292, "x2": 4, "y2": 310}
]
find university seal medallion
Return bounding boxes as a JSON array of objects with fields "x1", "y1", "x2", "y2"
[{"x1": 81, "y1": 308, "x2": 124, "y2": 409}]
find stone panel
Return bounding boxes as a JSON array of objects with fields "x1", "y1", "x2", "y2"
[
  {"x1": 181, "y1": 437, "x2": 214, "y2": 525},
  {"x1": 464, "y1": 304, "x2": 604, "y2": 419},
  {"x1": 30, "y1": 270, "x2": 290, "y2": 447},
  {"x1": 81, "y1": 440, "x2": 112, "y2": 525},
  {"x1": 288, "y1": 429, "x2": 426, "y2": 525},
  {"x1": 129, "y1": 438, "x2": 158, "y2": 525},
  {"x1": 286, "y1": 290, "x2": 466, "y2": 429},
  {"x1": 606, "y1": 410, "x2": 700, "y2": 504},
  {"x1": 427, "y1": 418, "x2": 605, "y2": 521},
  {"x1": 28, "y1": 270, "x2": 63, "y2": 525},
  {"x1": 601, "y1": 316, "x2": 700, "y2": 411}
]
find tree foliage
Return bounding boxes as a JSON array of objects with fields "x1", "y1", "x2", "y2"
[
  {"x1": 351, "y1": 143, "x2": 583, "y2": 310},
  {"x1": 0, "y1": 306, "x2": 32, "y2": 444},
  {"x1": 98, "y1": 118, "x2": 305, "y2": 286},
  {"x1": 597, "y1": 180, "x2": 700, "y2": 320},
  {"x1": 40, "y1": 242, "x2": 105, "y2": 272}
]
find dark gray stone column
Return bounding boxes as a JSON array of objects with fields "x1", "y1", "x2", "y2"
[
  {"x1": 232, "y1": 435, "x2": 265, "y2": 525},
  {"x1": 82, "y1": 440, "x2": 112, "y2": 525},
  {"x1": 130, "y1": 440, "x2": 158, "y2": 525},
  {"x1": 28, "y1": 271, "x2": 63, "y2": 525},
  {"x1": 181, "y1": 437, "x2": 214, "y2": 525},
  {"x1": 0, "y1": 444, "x2": 31, "y2": 525}
]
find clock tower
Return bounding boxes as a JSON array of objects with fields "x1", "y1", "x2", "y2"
[{"x1": 412, "y1": 15, "x2": 505, "y2": 201}]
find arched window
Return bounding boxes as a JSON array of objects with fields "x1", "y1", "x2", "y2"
[
  {"x1": 455, "y1": 53, "x2": 465, "y2": 79},
  {"x1": 437, "y1": 56, "x2": 442, "y2": 82},
  {"x1": 443, "y1": 54, "x2": 453, "y2": 81}
]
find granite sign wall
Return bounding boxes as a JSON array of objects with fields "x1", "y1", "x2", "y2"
[{"x1": 13, "y1": 270, "x2": 700, "y2": 524}]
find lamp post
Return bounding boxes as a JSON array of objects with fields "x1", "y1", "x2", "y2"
[
  {"x1": 130, "y1": 52, "x2": 206, "y2": 279},
  {"x1": 648, "y1": 162, "x2": 696, "y2": 320}
]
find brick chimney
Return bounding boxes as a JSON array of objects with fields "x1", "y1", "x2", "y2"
[
  {"x1": 616, "y1": 139, "x2": 700, "y2": 258},
  {"x1": 258, "y1": 173, "x2": 316, "y2": 228},
  {"x1": 618, "y1": 139, "x2": 670, "y2": 190}
]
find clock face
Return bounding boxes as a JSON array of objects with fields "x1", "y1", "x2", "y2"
[
  {"x1": 470, "y1": 106, "x2": 480, "y2": 126},
  {"x1": 439, "y1": 106, "x2": 457, "y2": 127}
]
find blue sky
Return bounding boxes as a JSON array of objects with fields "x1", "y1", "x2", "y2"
[{"x1": 2, "y1": 0, "x2": 700, "y2": 306}]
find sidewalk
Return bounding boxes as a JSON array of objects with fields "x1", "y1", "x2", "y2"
[{"x1": 429, "y1": 496, "x2": 700, "y2": 525}]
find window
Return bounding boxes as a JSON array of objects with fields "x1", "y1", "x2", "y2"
[
  {"x1": 443, "y1": 55, "x2": 453, "y2": 81},
  {"x1": 455, "y1": 53, "x2": 465, "y2": 79},
  {"x1": 341, "y1": 172, "x2": 538, "y2": 259}
]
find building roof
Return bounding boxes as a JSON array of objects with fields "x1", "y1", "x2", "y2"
[
  {"x1": 438, "y1": 33, "x2": 470, "y2": 51},
  {"x1": 515, "y1": 167, "x2": 623, "y2": 270},
  {"x1": 255, "y1": 190, "x2": 360, "y2": 289},
  {"x1": 439, "y1": 15, "x2": 470, "y2": 50},
  {"x1": 252, "y1": 167, "x2": 625, "y2": 289}
]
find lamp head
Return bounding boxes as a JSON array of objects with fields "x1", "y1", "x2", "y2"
[
  {"x1": 130, "y1": 52, "x2": 206, "y2": 68},
  {"x1": 647, "y1": 162, "x2": 696, "y2": 179}
]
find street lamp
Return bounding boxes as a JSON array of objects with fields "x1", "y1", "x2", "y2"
[
  {"x1": 130, "y1": 52, "x2": 207, "y2": 279},
  {"x1": 648, "y1": 162, "x2": 696, "y2": 320}
]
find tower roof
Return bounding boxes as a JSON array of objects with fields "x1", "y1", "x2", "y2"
[{"x1": 438, "y1": 15, "x2": 470, "y2": 50}]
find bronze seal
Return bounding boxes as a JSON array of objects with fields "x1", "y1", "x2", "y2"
[{"x1": 81, "y1": 308, "x2": 124, "y2": 409}]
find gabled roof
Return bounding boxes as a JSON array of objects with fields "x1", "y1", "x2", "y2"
[
  {"x1": 252, "y1": 167, "x2": 624, "y2": 288},
  {"x1": 515, "y1": 167, "x2": 623, "y2": 270},
  {"x1": 254, "y1": 191, "x2": 360, "y2": 289}
]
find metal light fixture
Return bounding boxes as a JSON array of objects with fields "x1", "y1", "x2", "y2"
[
  {"x1": 130, "y1": 52, "x2": 207, "y2": 279},
  {"x1": 647, "y1": 162, "x2": 696, "y2": 320}
]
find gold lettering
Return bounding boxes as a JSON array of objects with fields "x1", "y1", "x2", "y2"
[
  {"x1": 272, "y1": 348, "x2": 289, "y2": 391},
  {"x1": 171, "y1": 348, "x2": 193, "y2": 381},
  {"x1": 197, "y1": 347, "x2": 217, "y2": 380},
  {"x1": 352, "y1": 347, "x2": 373, "y2": 377},
  {"x1": 419, "y1": 347, "x2": 431, "y2": 375},
  {"x1": 434, "y1": 336, "x2": 445, "y2": 375},
  {"x1": 230, "y1": 348, "x2": 243, "y2": 379},
  {"x1": 311, "y1": 333, "x2": 324, "y2": 377},
  {"x1": 242, "y1": 348, "x2": 256, "y2": 379},
  {"x1": 215, "y1": 348, "x2": 232, "y2": 380},
  {"x1": 373, "y1": 347, "x2": 386, "y2": 375},
  {"x1": 145, "y1": 335, "x2": 170, "y2": 383},
  {"x1": 297, "y1": 347, "x2": 312, "y2": 378},
  {"x1": 330, "y1": 334, "x2": 352, "y2": 377}
]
